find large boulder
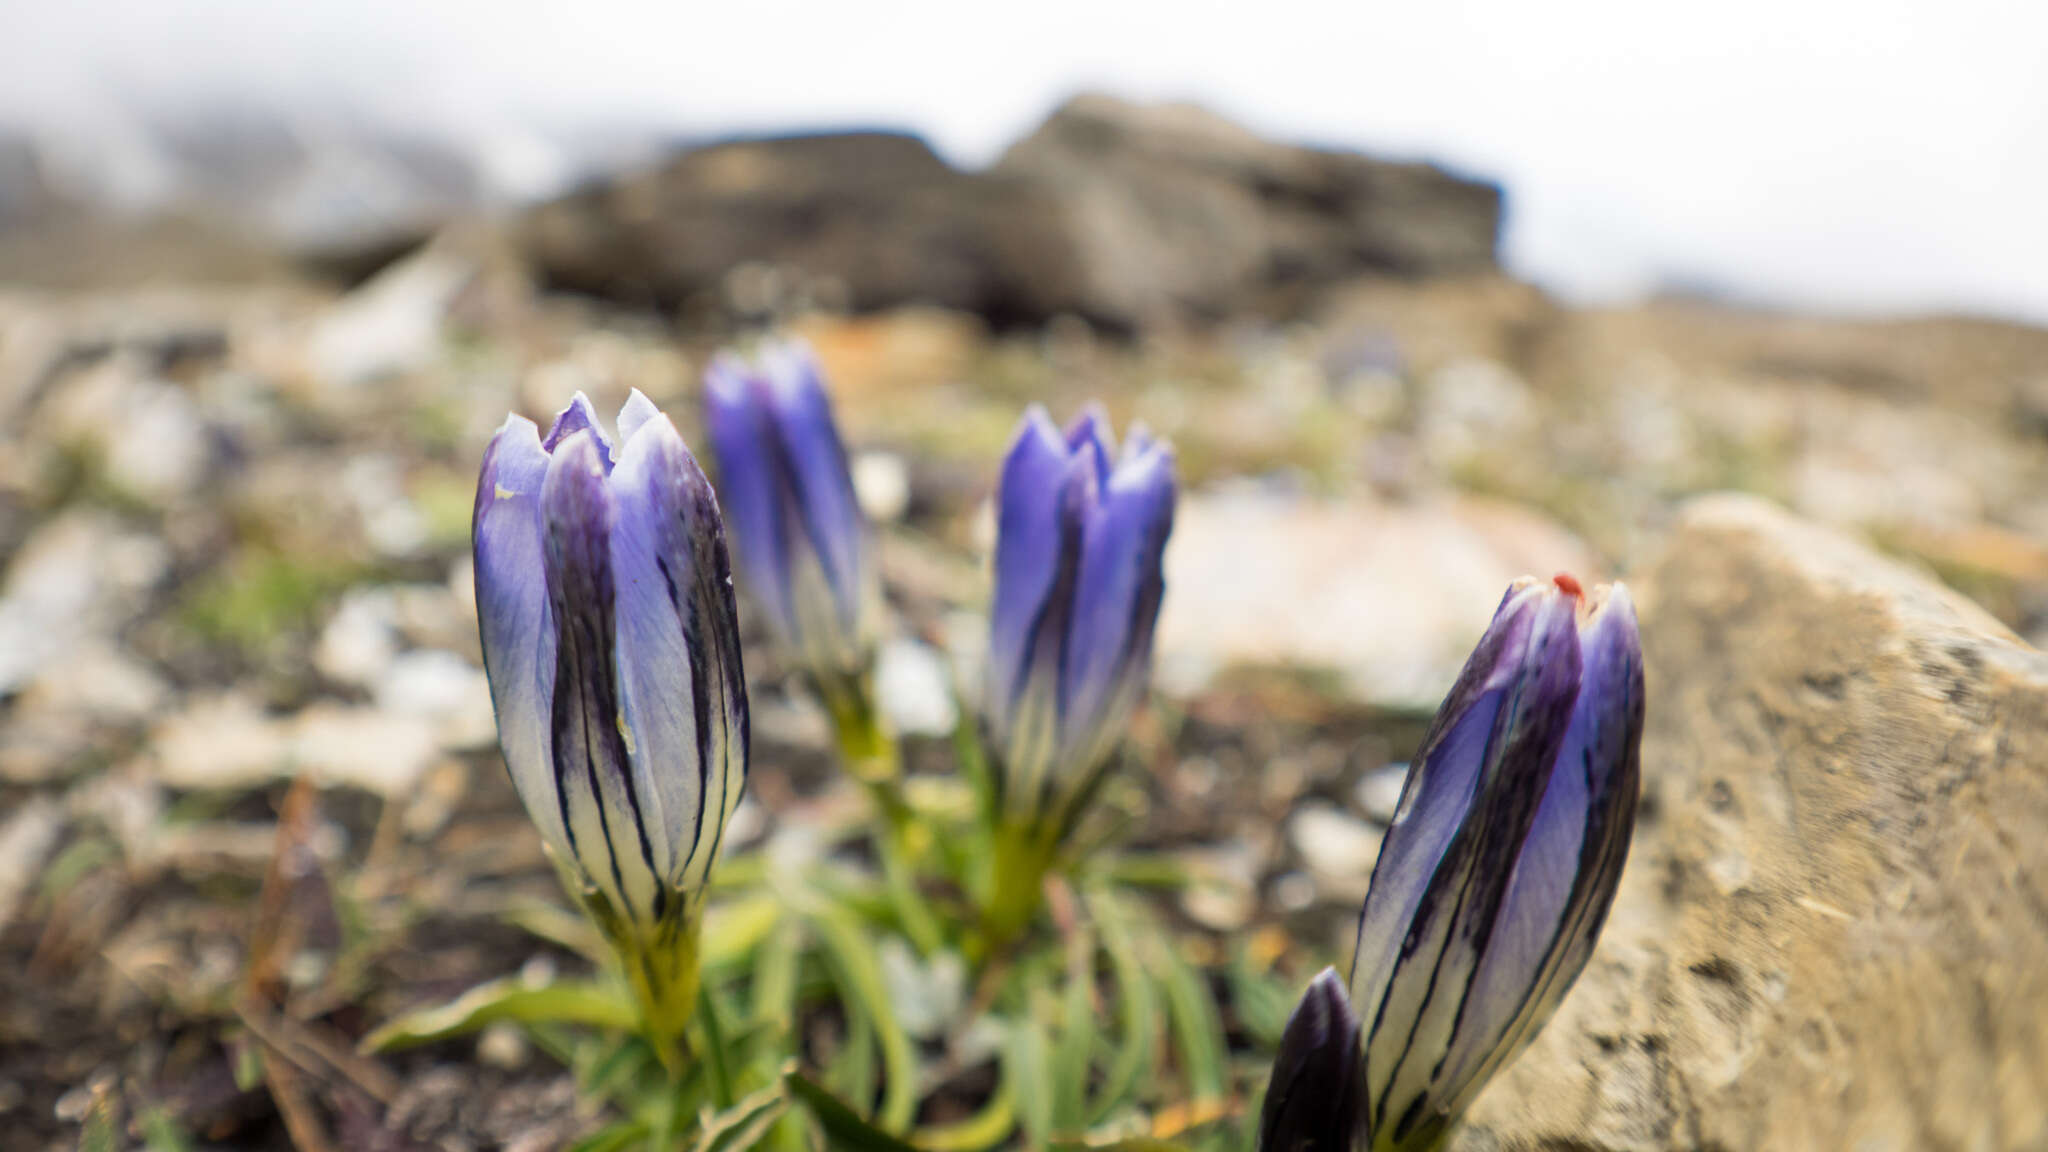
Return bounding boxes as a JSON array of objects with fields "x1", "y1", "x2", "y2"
[
  {"x1": 994, "y1": 93, "x2": 1502, "y2": 327},
  {"x1": 514, "y1": 131, "x2": 1086, "y2": 323},
  {"x1": 1459, "y1": 495, "x2": 2048, "y2": 1150}
]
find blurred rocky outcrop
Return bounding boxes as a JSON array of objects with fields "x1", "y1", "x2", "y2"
[
  {"x1": 512, "y1": 94, "x2": 1501, "y2": 329},
  {"x1": 993, "y1": 94, "x2": 1500, "y2": 326},
  {"x1": 1460, "y1": 495, "x2": 2048, "y2": 1151},
  {"x1": 516, "y1": 131, "x2": 1088, "y2": 325}
]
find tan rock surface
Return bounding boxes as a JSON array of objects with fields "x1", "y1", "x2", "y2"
[{"x1": 1459, "y1": 494, "x2": 2048, "y2": 1151}]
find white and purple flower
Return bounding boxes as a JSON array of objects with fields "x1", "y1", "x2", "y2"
[
  {"x1": 472, "y1": 391, "x2": 749, "y2": 929},
  {"x1": 1262, "y1": 575, "x2": 1645, "y2": 1152},
  {"x1": 983, "y1": 405, "x2": 1176, "y2": 839}
]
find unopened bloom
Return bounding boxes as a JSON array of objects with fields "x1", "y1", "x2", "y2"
[
  {"x1": 1260, "y1": 575, "x2": 1644, "y2": 1152},
  {"x1": 1260, "y1": 968, "x2": 1362, "y2": 1152},
  {"x1": 472, "y1": 390, "x2": 749, "y2": 935},
  {"x1": 704, "y1": 340, "x2": 876, "y2": 688},
  {"x1": 983, "y1": 406, "x2": 1175, "y2": 838}
]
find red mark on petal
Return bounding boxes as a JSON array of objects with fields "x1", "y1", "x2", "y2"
[{"x1": 1552, "y1": 572, "x2": 1584, "y2": 598}]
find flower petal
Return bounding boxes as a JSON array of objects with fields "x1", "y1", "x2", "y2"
[
  {"x1": 986, "y1": 407, "x2": 1074, "y2": 718},
  {"x1": 473, "y1": 415, "x2": 565, "y2": 858},
  {"x1": 543, "y1": 391, "x2": 616, "y2": 467},
  {"x1": 542, "y1": 430, "x2": 658, "y2": 921},
  {"x1": 1259, "y1": 968, "x2": 1363, "y2": 1152},
  {"x1": 616, "y1": 387, "x2": 663, "y2": 449},
  {"x1": 609, "y1": 411, "x2": 750, "y2": 895},
  {"x1": 761, "y1": 340, "x2": 869, "y2": 638},
  {"x1": 1354, "y1": 581, "x2": 1582, "y2": 1142},
  {"x1": 705, "y1": 355, "x2": 796, "y2": 640},
  {"x1": 1057, "y1": 436, "x2": 1174, "y2": 772}
]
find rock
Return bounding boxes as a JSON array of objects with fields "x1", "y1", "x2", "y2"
[
  {"x1": 515, "y1": 131, "x2": 1084, "y2": 324},
  {"x1": 0, "y1": 797, "x2": 63, "y2": 929},
  {"x1": 309, "y1": 245, "x2": 474, "y2": 386},
  {"x1": 375, "y1": 648, "x2": 497, "y2": 752},
  {"x1": 147, "y1": 692, "x2": 442, "y2": 797},
  {"x1": 1458, "y1": 494, "x2": 2048, "y2": 1151},
  {"x1": 1287, "y1": 803, "x2": 1383, "y2": 901},
  {"x1": 851, "y1": 451, "x2": 911, "y2": 524},
  {"x1": 315, "y1": 589, "x2": 401, "y2": 688},
  {"x1": 512, "y1": 98, "x2": 1501, "y2": 330},
  {"x1": 874, "y1": 637, "x2": 957, "y2": 737},
  {"x1": 0, "y1": 511, "x2": 167, "y2": 695},
  {"x1": 994, "y1": 94, "x2": 1502, "y2": 328},
  {"x1": 1154, "y1": 487, "x2": 1594, "y2": 706}
]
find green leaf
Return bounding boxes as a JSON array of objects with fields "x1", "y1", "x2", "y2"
[
  {"x1": 690, "y1": 1078, "x2": 792, "y2": 1152},
  {"x1": 1148, "y1": 916, "x2": 1227, "y2": 1105},
  {"x1": 913, "y1": 1078, "x2": 1016, "y2": 1152},
  {"x1": 703, "y1": 894, "x2": 787, "y2": 975},
  {"x1": 1227, "y1": 947, "x2": 1295, "y2": 1050},
  {"x1": 1006, "y1": 1008, "x2": 1056, "y2": 1151},
  {"x1": 812, "y1": 906, "x2": 919, "y2": 1133},
  {"x1": 563, "y1": 1119, "x2": 649, "y2": 1152},
  {"x1": 361, "y1": 977, "x2": 638, "y2": 1052},
  {"x1": 1087, "y1": 887, "x2": 1160, "y2": 1120},
  {"x1": 1051, "y1": 926, "x2": 1097, "y2": 1132},
  {"x1": 785, "y1": 1070, "x2": 923, "y2": 1152}
]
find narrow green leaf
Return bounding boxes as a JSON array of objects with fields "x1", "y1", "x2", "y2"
[
  {"x1": 563, "y1": 1119, "x2": 649, "y2": 1152},
  {"x1": 1147, "y1": 916, "x2": 1227, "y2": 1104},
  {"x1": 690, "y1": 1078, "x2": 792, "y2": 1152},
  {"x1": 812, "y1": 907, "x2": 919, "y2": 1133},
  {"x1": 1087, "y1": 888, "x2": 1160, "y2": 1120},
  {"x1": 1227, "y1": 947, "x2": 1295, "y2": 1050},
  {"x1": 361, "y1": 977, "x2": 637, "y2": 1052},
  {"x1": 913, "y1": 1078, "x2": 1016, "y2": 1152},
  {"x1": 702, "y1": 894, "x2": 787, "y2": 975},
  {"x1": 785, "y1": 1070, "x2": 923, "y2": 1152},
  {"x1": 1051, "y1": 926, "x2": 1097, "y2": 1131},
  {"x1": 1006, "y1": 1009, "x2": 1056, "y2": 1151}
]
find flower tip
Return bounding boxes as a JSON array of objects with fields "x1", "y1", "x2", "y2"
[{"x1": 1552, "y1": 572, "x2": 1584, "y2": 598}]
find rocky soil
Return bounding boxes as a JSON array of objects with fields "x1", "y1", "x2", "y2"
[{"x1": 2, "y1": 96, "x2": 2047, "y2": 1150}]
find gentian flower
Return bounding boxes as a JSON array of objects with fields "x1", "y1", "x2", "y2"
[
  {"x1": 704, "y1": 340, "x2": 876, "y2": 691},
  {"x1": 1260, "y1": 575, "x2": 1644, "y2": 1152},
  {"x1": 982, "y1": 406, "x2": 1175, "y2": 841},
  {"x1": 472, "y1": 390, "x2": 748, "y2": 1051}
]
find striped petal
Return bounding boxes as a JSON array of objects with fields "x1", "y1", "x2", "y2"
[
  {"x1": 542, "y1": 430, "x2": 658, "y2": 921},
  {"x1": 1354, "y1": 579, "x2": 1583, "y2": 1146},
  {"x1": 473, "y1": 415, "x2": 565, "y2": 858},
  {"x1": 543, "y1": 391, "x2": 615, "y2": 466},
  {"x1": 1058, "y1": 435, "x2": 1174, "y2": 770},
  {"x1": 760, "y1": 339, "x2": 869, "y2": 636},
  {"x1": 705, "y1": 355, "x2": 796, "y2": 638},
  {"x1": 609, "y1": 408, "x2": 750, "y2": 897},
  {"x1": 986, "y1": 407, "x2": 1074, "y2": 718},
  {"x1": 1441, "y1": 583, "x2": 1645, "y2": 1118},
  {"x1": 1259, "y1": 968, "x2": 1364, "y2": 1152}
]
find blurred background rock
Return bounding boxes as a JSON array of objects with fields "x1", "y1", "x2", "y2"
[{"x1": 3, "y1": 5, "x2": 2046, "y2": 1148}]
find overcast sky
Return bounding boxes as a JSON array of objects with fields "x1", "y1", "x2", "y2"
[{"x1": 4, "y1": 0, "x2": 2046, "y2": 322}]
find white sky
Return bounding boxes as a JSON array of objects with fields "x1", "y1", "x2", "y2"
[{"x1": 4, "y1": 0, "x2": 2046, "y2": 322}]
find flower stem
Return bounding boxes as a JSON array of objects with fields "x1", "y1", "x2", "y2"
[{"x1": 695, "y1": 981, "x2": 735, "y2": 1110}]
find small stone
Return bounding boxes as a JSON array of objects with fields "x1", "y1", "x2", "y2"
[
  {"x1": 852, "y1": 451, "x2": 911, "y2": 523},
  {"x1": 875, "y1": 638, "x2": 957, "y2": 737},
  {"x1": 0, "y1": 797, "x2": 63, "y2": 930},
  {"x1": 1354, "y1": 763, "x2": 1409, "y2": 825},
  {"x1": 1288, "y1": 803, "x2": 1383, "y2": 894},
  {"x1": 376, "y1": 648, "x2": 496, "y2": 751},
  {"x1": 1272, "y1": 871, "x2": 1317, "y2": 912},
  {"x1": 315, "y1": 590, "x2": 399, "y2": 688},
  {"x1": 478, "y1": 1023, "x2": 530, "y2": 1070}
]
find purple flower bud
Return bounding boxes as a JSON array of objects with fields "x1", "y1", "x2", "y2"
[
  {"x1": 983, "y1": 405, "x2": 1175, "y2": 837},
  {"x1": 473, "y1": 390, "x2": 749, "y2": 926},
  {"x1": 1260, "y1": 968, "x2": 1363, "y2": 1152},
  {"x1": 703, "y1": 339, "x2": 876, "y2": 683},
  {"x1": 1339, "y1": 575, "x2": 1644, "y2": 1149}
]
